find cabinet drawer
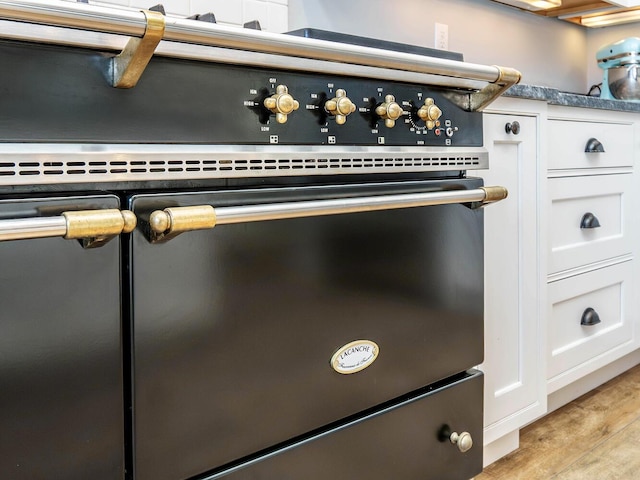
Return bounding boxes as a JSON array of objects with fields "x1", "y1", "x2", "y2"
[
  {"x1": 549, "y1": 174, "x2": 632, "y2": 274},
  {"x1": 548, "y1": 119, "x2": 633, "y2": 170},
  {"x1": 548, "y1": 262, "x2": 633, "y2": 387}
]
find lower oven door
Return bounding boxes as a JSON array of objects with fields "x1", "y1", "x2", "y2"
[
  {"x1": 128, "y1": 178, "x2": 484, "y2": 480},
  {"x1": 0, "y1": 194, "x2": 125, "y2": 480}
]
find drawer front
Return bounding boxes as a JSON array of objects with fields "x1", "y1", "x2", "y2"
[
  {"x1": 548, "y1": 262, "x2": 633, "y2": 383},
  {"x1": 549, "y1": 174, "x2": 632, "y2": 274},
  {"x1": 548, "y1": 119, "x2": 633, "y2": 170},
  {"x1": 212, "y1": 371, "x2": 483, "y2": 480}
]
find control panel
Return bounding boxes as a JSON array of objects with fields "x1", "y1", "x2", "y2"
[
  {"x1": 3, "y1": 40, "x2": 483, "y2": 146},
  {"x1": 238, "y1": 68, "x2": 482, "y2": 147}
]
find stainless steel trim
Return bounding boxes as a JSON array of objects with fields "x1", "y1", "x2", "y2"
[
  {"x1": 0, "y1": 1, "x2": 521, "y2": 109},
  {"x1": 0, "y1": 144, "x2": 489, "y2": 186},
  {"x1": 147, "y1": 186, "x2": 507, "y2": 242},
  {"x1": 0, "y1": 0, "x2": 144, "y2": 35},
  {"x1": 0, "y1": 1, "x2": 497, "y2": 80},
  {"x1": 163, "y1": 19, "x2": 501, "y2": 83},
  {"x1": 0, "y1": 216, "x2": 66, "y2": 241},
  {"x1": 146, "y1": 186, "x2": 507, "y2": 243},
  {"x1": 212, "y1": 188, "x2": 498, "y2": 224},
  {"x1": 0, "y1": 20, "x2": 487, "y2": 91}
]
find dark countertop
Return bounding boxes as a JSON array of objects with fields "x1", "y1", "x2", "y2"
[{"x1": 504, "y1": 84, "x2": 640, "y2": 113}]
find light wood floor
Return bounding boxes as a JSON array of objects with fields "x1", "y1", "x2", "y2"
[{"x1": 477, "y1": 364, "x2": 640, "y2": 480}]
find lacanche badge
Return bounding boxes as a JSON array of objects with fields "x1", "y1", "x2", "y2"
[{"x1": 331, "y1": 340, "x2": 379, "y2": 374}]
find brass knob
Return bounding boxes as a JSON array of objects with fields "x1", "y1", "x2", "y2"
[
  {"x1": 121, "y1": 210, "x2": 138, "y2": 233},
  {"x1": 450, "y1": 431, "x2": 473, "y2": 453},
  {"x1": 375, "y1": 94, "x2": 403, "y2": 128},
  {"x1": 264, "y1": 84, "x2": 300, "y2": 124},
  {"x1": 417, "y1": 97, "x2": 442, "y2": 130},
  {"x1": 325, "y1": 89, "x2": 356, "y2": 125}
]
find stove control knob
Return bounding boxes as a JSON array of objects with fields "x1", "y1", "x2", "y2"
[
  {"x1": 375, "y1": 94, "x2": 403, "y2": 128},
  {"x1": 450, "y1": 431, "x2": 473, "y2": 453},
  {"x1": 417, "y1": 98, "x2": 442, "y2": 130},
  {"x1": 264, "y1": 84, "x2": 299, "y2": 124},
  {"x1": 325, "y1": 89, "x2": 356, "y2": 125}
]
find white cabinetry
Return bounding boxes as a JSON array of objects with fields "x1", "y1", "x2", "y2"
[
  {"x1": 479, "y1": 97, "x2": 546, "y2": 465},
  {"x1": 546, "y1": 107, "x2": 639, "y2": 394},
  {"x1": 480, "y1": 97, "x2": 640, "y2": 469}
]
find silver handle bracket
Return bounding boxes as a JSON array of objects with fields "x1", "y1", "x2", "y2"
[{"x1": 109, "y1": 9, "x2": 165, "y2": 88}]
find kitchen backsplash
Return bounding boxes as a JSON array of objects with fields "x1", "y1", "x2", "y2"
[{"x1": 64, "y1": 0, "x2": 289, "y2": 32}]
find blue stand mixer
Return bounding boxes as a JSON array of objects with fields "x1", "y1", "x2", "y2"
[{"x1": 597, "y1": 37, "x2": 640, "y2": 101}]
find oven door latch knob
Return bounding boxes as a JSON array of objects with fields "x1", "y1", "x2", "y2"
[
  {"x1": 450, "y1": 431, "x2": 473, "y2": 453},
  {"x1": 324, "y1": 89, "x2": 356, "y2": 125},
  {"x1": 375, "y1": 94, "x2": 403, "y2": 128},
  {"x1": 417, "y1": 97, "x2": 442, "y2": 130},
  {"x1": 264, "y1": 84, "x2": 300, "y2": 124}
]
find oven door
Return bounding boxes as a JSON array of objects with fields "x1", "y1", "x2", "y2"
[
  {"x1": 128, "y1": 178, "x2": 485, "y2": 480},
  {"x1": 0, "y1": 194, "x2": 125, "y2": 480}
]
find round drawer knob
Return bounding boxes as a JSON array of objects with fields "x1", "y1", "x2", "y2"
[
  {"x1": 505, "y1": 121, "x2": 520, "y2": 135},
  {"x1": 450, "y1": 431, "x2": 473, "y2": 453}
]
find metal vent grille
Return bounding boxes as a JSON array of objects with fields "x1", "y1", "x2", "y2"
[{"x1": 0, "y1": 145, "x2": 488, "y2": 185}]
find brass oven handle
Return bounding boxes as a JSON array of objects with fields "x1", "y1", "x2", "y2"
[
  {"x1": 0, "y1": 209, "x2": 136, "y2": 248},
  {"x1": 147, "y1": 186, "x2": 507, "y2": 243}
]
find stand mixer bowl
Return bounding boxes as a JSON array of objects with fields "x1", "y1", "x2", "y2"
[{"x1": 608, "y1": 63, "x2": 640, "y2": 100}]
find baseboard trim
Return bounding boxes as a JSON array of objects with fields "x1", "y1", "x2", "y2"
[{"x1": 483, "y1": 429, "x2": 519, "y2": 468}]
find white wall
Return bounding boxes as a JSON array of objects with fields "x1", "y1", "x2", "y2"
[
  {"x1": 69, "y1": 0, "x2": 288, "y2": 33},
  {"x1": 289, "y1": 0, "x2": 590, "y2": 93}
]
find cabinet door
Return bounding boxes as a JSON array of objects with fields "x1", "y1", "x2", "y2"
[{"x1": 479, "y1": 113, "x2": 545, "y2": 445}]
